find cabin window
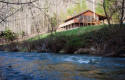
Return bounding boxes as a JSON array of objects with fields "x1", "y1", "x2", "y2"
[{"x1": 95, "y1": 16, "x2": 99, "y2": 21}]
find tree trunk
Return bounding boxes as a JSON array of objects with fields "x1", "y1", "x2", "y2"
[
  {"x1": 120, "y1": 0, "x2": 125, "y2": 25},
  {"x1": 103, "y1": 0, "x2": 111, "y2": 25}
]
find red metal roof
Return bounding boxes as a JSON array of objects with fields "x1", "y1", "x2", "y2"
[{"x1": 65, "y1": 10, "x2": 106, "y2": 22}]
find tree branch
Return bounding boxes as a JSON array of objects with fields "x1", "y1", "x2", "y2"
[{"x1": 0, "y1": 0, "x2": 39, "y2": 5}]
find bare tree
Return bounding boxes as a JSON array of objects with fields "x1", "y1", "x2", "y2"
[
  {"x1": 0, "y1": 0, "x2": 78, "y2": 37},
  {"x1": 103, "y1": 0, "x2": 125, "y2": 25},
  {"x1": 0, "y1": 0, "x2": 38, "y2": 24}
]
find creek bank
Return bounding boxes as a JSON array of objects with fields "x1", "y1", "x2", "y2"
[
  {"x1": 0, "y1": 39, "x2": 125, "y2": 57},
  {"x1": 0, "y1": 25, "x2": 125, "y2": 57}
]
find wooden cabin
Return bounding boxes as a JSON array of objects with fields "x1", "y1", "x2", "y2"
[{"x1": 58, "y1": 10, "x2": 106, "y2": 30}]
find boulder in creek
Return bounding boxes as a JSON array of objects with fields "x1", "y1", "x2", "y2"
[{"x1": 74, "y1": 47, "x2": 96, "y2": 54}]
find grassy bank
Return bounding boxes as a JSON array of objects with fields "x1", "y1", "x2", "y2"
[
  {"x1": 1, "y1": 24, "x2": 125, "y2": 57},
  {"x1": 30, "y1": 25, "x2": 106, "y2": 41}
]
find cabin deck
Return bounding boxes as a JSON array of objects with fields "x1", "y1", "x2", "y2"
[{"x1": 58, "y1": 10, "x2": 106, "y2": 31}]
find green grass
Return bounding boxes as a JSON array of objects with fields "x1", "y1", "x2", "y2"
[
  {"x1": 28, "y1": 33, "x2": 49, "y2": 41},
  {"x1": 26, "y1": 25, "x2": 110, "y2": 53},
  {"x1": 29, "y1": 25, "x2": 107, "y2": 41},
  {"x1": 56, "y1": 25, "x2": 107, "y2": 36}
]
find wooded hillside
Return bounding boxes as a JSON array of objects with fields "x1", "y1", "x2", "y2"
[{"x1": 0, "y1": 0, "x2": 101, "y2": 36}]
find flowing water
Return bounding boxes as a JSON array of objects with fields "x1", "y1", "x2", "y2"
[{"x1": 0, "y1": 51, "x2": 125, "y2": 80}]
